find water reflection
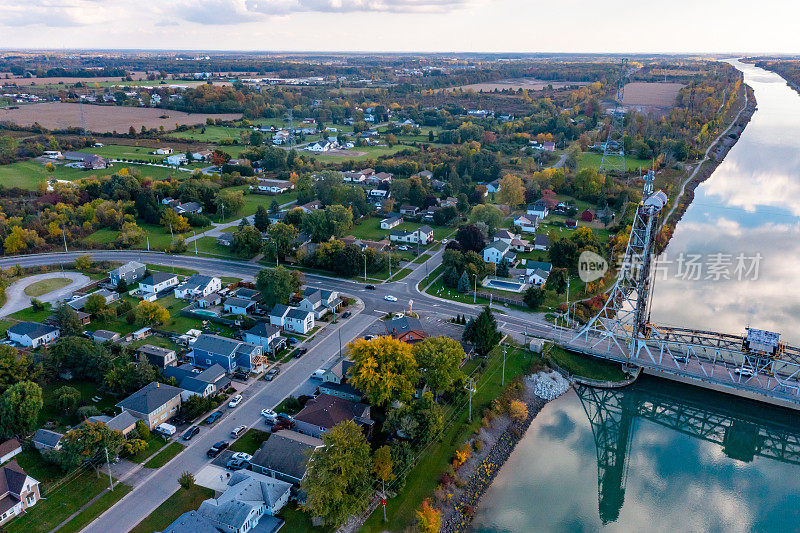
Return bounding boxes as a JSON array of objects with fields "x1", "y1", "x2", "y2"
[{"x1": 651, "y1": 59, "x2": 800, "y2": 341}]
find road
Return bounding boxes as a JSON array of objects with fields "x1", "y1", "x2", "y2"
[{"x1": 0, "y1": 271, "x2": 90, "y2": 317}]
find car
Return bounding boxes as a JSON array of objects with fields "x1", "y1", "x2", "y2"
[
  {"x1": 182, "y1": 426, "x2": 200, "y2": 441},
  {"x1": 264, "y1": 368, "x2": 280, "y2": 381},
  {"x1": 441, "y1": 239, "x2": 448, "y2": 245},
  {"x1": 206, "y1": 441, "x2": 229, "y2": 458},
  {"x1": 286, "y1": 337, "x2": 299, "y2": 345},
  {"x1": 734, "y1": 368, "x2": 754, "y2": 376},
  {"x1": 277, "y1": 412, "x2": 294, "y2": 422},
  {"x1": 227, "y1": 457, "x2": 251, "y2": 470},
  {"x1": 230, "y1": 425, "x2": 247, "y2": 438},
  {"x1": 230, "y1": 451, "x2": 252, "y2": 462},
  {"x1": 294, "y1": 347, "x2": 308, "y2": 358},
  {"x1": 311, "y1": 368, "x2": 326, "y2": 379},
  {"x1": 203, "y1": 411, "x2": 223, "y2": 424},
  {"x1": 365, "y1": 285, "x2": 376, "y2": 290},
  {"x1": 261, "y1": 408, "x2": 277, "y2": 420},
  {"x1": 228, "y1": 395, "x2": 243, "y2": 408},
  {"x1": 398, "y1": 245, "x2": 409, "y2": 251},
  {"x1": 384, "y1": 295, "x2": 398, "y2": 302},
  {"x1": 232, "y1": 371, "x2": 249, "y2": 380},
  {"x1": 342, "y1": 311, "x2": 352, "y2": 318},
  {"x1": 364, "y1": 334, "x2": 376, "y2": 341}
]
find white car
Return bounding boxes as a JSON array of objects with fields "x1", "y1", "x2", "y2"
[
  {"x1": 230, "y1": 451, "x2": 252, "y2": 462},
  {"x1": 261, "y1": 409, "x2": 277, "y2": 420},
  {"x1": 228, "y1": 395, "x2": 243, "y2": 408},
  {"x1": 398, "y1": 245, "x2": 409, "y2": 251},
  {"x1": 384, "y1": 295, "x2": 398, "y2": 302},
  {"x1": 734, "y1": 368, "x2": 754, "y2": 376},
  {"x1": 441, "y1": 239, "x2": 448, "y2": 245}
]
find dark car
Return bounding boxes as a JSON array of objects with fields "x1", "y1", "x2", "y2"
[
  {"x1": 227, "y1": 457, "x2": 250, "y2": 470},
  {"x1": 203, "y1": 411, "x2": 223, "y2": 425},
  {"x1": 264, "y1": 368, "x2": 279, "y2": 381},
  {"x1": 277, "y1": 412, "x2": 294, "y2": 422},
  {"x1": 232, "y1": 371, "x2": 249, "y2": 381},
  {"x1": 206, "y1": 441, "x2": 229, "y2": 458},
  {"x1": 286, "y1": 337, "x2": 299, "y2": 345},
  {"x1": 294, "y1": 348, "x2": 308, "y2": 358},
  {"x1": 342, "y1": 311, "x2": 352, "y2": 319},
  {"x1": 182, "y1": 426, "x2": 200, "y2": 441},
  {"x1": 365, "y1": 285, "x2": 376, "y2": 290}
]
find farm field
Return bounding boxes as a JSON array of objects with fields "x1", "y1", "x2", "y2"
[
  {"x1": 169, "y1": 125, "x2": 251, "y2": 143},
  {"x1": 0, "y1": 102, "x2": 241, "y2": 133},
  {"x1": 622, "y1": 82, "x2": 685, "y2": 107},
  {"x1": 441, "y1": 78, "x2": 591, "y2": 92}
]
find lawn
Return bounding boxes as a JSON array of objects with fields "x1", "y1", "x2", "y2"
[
  {"x1": 128, "y1": 434, "x2": 171, "y2": 464},
  {"x1": 547, "y1": 345, "x2": 626, "y2": 381},
  {"x1": 349, "y1": 217, "x2": 452, "y2": 243},
  {"x1": 143, "y1": 442, "x2": 184, "y2": 468},
  {"x1": 38, "y1": 379, "x2": 119, "y2": 431},
  {"x1": 14, "y1": 450, "x2": 65, "y2": 490},
  {"x1": 190, "y1": 236, "x2": 240, "y2": 258},
  {"x1": 216, "y1": 185, "x2": 298, "y2": 223},
  {"x1": 57, "y1": 482, "x2": 132, "y2": 533},
  {"x1": 578, "y1": 151, "x2": 652, "y2": 171},
  {"x1": 229, "y1": 428, "x2": 270, "y2": 454},
  {"x1": 307, "y1": 144, "x2": 418, "y2": 163},
  {"x1": 145, "y1": 263, "x2": 197, "y2": 277},
  {"x1": 23, "y1": 277, "x2": 73, "y2": 297},
  {"x1": 169, "y1": 125, "x2": 251, "y2": 143},
  {"x1": 78, "y1": 144, "x2": 169, "y2": 163},
  {"x1": 277, "y1": 505, "x2": 329, "y2": 533},
  {"x1": 129, "y1": 484, "x2": 215, "y2": 533},
  {"x1": 86, "y1": 222, "x2": 210, "y2": 252},
  {"x1": 4, "y1": 470, "x2": 123, "y2": 533},
  {"x1": 0, "y1": 159, "x2": 184, "y2": 190},
  {"x1": 9, "y1": 304, "x2": 53, "y2": 323}
]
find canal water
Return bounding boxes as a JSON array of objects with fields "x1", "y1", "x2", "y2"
[{"x1": 472, "y1": 61, "x2": 800, "y2": 532}]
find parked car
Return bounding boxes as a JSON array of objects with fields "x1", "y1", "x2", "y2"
[
  {"x1": 230, "y1": 452, "x2": 252, "y2": 462},
  {"x1": 154, "y1": 423, "x2": 176, "y2": 436},
  {"x1": 206, "y1": 441, "x2": 229, "y2": 458},
  {"x1": 384, "y1": 295, "x2": 398, "y2": 302},
  {"x1": 441, "y1": 239, "x2": 448, "y2": 245},
  {"x1": 230, "y1": 425, "x2": 247, "y2": 438},
  {"x1": 264, "y1": 368, "x2": 280, "y2": 381},
  {"x1": 261, "y1": 408, "x2": 277, "y2": 420},
  {"x1": 364, "y1": 334, "x2": 376, "y2": 341},
  {"x1": 182, "y1": 426, "x2": 200, "y2": 441},
  {"x1": 365, "y1": 285, "x2": 376, "y2": 290},
  {"x1": 277, "y1": 412, "x2": 294, "y2": 422},
  {"x1": 228, "y1": 395, "x2": 243, "y2": 408},
  {"x1": 286, "y1": 337, "x2": 299, "y2": 345},
  {"x1": 342, "y1": 311, "x2": 352, "y2": 318},
  {"x1": 204, "y1": 411, "x2": 223, "y2": 424},
  {"x1": 311, "y1": 368, "x2": 326, "y2": 379},
  {"x1": 398, "y1": 245, "x2": 409, "y2": 251},
  {"x1": 735, "y1": 367, "x2": 754, "y2": 376},
  {"x1": 233, "y1": 371, "x2": 249, "y2": 380},
  {"x1": 294, "y1": 347, "x2": 308, "y2": 358},
  {"x1": 227, "y1": 457, "x2": 251, "y2": 470}
]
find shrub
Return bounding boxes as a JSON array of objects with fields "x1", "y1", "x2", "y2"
[
  {"x1": 179, "y1": 471, "x2": 195, "y2": 490},
  {"x1": 76, "y1": 405, "x2": 101, "y2": 419},
  {"x1": 124, "y1": 439, "x2": 148, "y2": 456},
  {"x1": 135, "y1": 419, "x2": 151, "y2": 441},
  {"x1": 472, "y1": 439, "x2": 483, "y2": 453}
]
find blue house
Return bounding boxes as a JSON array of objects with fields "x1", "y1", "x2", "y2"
[{"x1": 190, "y1": 334, "x2": 265, "y2": 373}]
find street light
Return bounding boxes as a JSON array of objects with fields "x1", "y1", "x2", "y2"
[
  {"x1": 472, "y1": 273, "x2": 478, "y2": 304},
  {"x1": 363, "y1": 252, "x2": 367, "y2": 282}
]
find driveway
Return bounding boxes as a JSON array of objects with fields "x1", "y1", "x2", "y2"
[{"x1": 0, "y1": 271, "x2": 90, "y2": 317}]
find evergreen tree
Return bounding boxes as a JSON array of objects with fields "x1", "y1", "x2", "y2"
[
  {"x1": 462, "y1": 307, "x2": 502, "y2": 356},
  {"x1": 254, "y1": 205, "x2": 270, "y2": 232},
  {"x1": 442, "y1": 266, "x2": 460, "y2": 288},
  {"x1": 457, "y1": 270, "x2": 470, "y2": 293},
  {"x1": 269, "y1": 199, "x2": 280, "y2": 214}
]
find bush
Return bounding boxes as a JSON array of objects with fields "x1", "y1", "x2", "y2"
[
  {"x1": 135, "y1": 419, "x2": 151, "y2": 441},
  {"x1": 179, "y1": 471, "x2": 195, "y2": 490},
  {"x1": 77, "y1": 405, "x2": 101, "y2": 419},
  {"x1": 186, "y1": 213, "x2": 211, "y2": 227},
  {"x1": 31, "y1": 298, "x2": 46, "y2": 312},
  {"x1": 53, "y1": 386, "x2": 81, "y2": 414},
  {"x1": 124, "y1": 438, "x2": 148, "y2": 456}
]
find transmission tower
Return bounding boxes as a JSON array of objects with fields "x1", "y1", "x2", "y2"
[{"x1": 600, "y1": 58, "x2": 629, "y2": 173}]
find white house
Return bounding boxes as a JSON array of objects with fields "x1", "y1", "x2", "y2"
[
  {"x1": 0, "y1": 439, "x2": 22, "y2": 465},
  {"x1": 0, "y1": 461, "x2": 41, "y2": 526},
  {"x1": 269, "y1": 305, "x2": 291, "y2": 328},
  {"x1": 254, "y1": 179, "x2": 294, "y2": 194},
  {"x1": 493, "y1": 230, "x2": 532, "y2": 252},
  {"x1": 305, "y1": 140, "x2": 338, "y2": 152},
  {"x1": 155, "y1": 148, "x2": 173, "y2": 155},
  {"x1": 243, "y1": 321, "x2": 284, "y2": 355},
  {"x1": 175, "y1": 275, "x2": 221, "y2": 299},
  {"x1": 534, "y1": 234, "x2": 550, "y2": 251},
  {"x1": 483, "y1": 241, "x2": 516, "y2": 265},
  {"x1": 389, "y1": 225, "x2": 434, "y2": 245},
  {"x1": 380, "y1": 215, "x2": 402, "y2": 230},
  {"x1": 527, "y1": 199, "x2": 549, "y2": 220},
  {"x1": 525, "y1": 261, "x2": 553, "y2": 286},
  {"x1": 7, "y1": 322, "x2": 59, "y2": 348},
  {"x1": 285, "y1": 308, "x2": 314, "y2": 334},
  {"x1": 223, "y1": 297, "x2": 255, "y2": 315},
  {"x1": 514, "y1": 214, "x2": 539, "y2": 233},
  {"x1": 166, "y1": 154, "x2": 188, "y2": 166},
  {"x1": 138, "y1": 272, "x2": 179, "y2": 294},
  {"x1": 298, "y1": 288, "x2": 342, "y2": 319}
]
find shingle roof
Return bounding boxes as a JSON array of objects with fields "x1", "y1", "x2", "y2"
[
  {"x1": 106, "y1": 411, "x2": 138, "y2": 432},
  {"x1": 287, "y1": 308, "x2": 313, "y2": 321},
  {"x1": 245, "y1": 321, "x2": 280, "y2": 339},
  {"x1": 162, "y1": 511, "x2": 222, "y2": 533},
  {"x1": 111, "y1": 261, "x2": 145, "y2": 276},
  {"x1": 251, "y1": 430, "x2": 322, "y2": 480},
  {"x1": 7, "y1": 321, "x2": 58, "y2": 339},
  {"x1": 485, "y1": 241, "x2": 510, "y2": 253},
  {"x1": 0, "y1": 461, "x2": 31, "y2": 497},
  {"x1": 116, "y1": 382, "x2": 183, "y2": 415},
  {"x1": 33, "y1": 429, "x2": 63, "y2": 448},
  {"x1": 137, "y1": 344, "x2": 175, "y2": 359},
  {"x1": 140, "y1": 271, "x2": 177, "y2": 286},
  {"x1": 224, "y1": 297, "x2": 252, "y2": 309},
  {"x1": 384, "y1": 316, "x2": 425, "y2": 337},
  {"x1": 0, "y1": 439, "x2": 21, "y2": 458},
  {"x1": 179, "y1": 274, "x2": 216, "y2": 291},
  {"x1": 235, "y1": 288, "x2": 259, "y2": 300},
  {"x1": 198, "y1": 470, "x2": 291, "y2": 528},
  {"x1": 193, "y1": 333, "x2": 241, "y2": 356},
  {"x1": 293, "y1": 393, "x2": 369, "y2": 430},
  {"x1": 181, "y1": 376, "x2": 213, "y2": 394},
  {"x1": 270, "y1": 304, "x2": 291, "y2": 318}
]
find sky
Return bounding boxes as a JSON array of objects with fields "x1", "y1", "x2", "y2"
[{"x1": 0, "y1": 0, "x2": 799, "y2": 54}]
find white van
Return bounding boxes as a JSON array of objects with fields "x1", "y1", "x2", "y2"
[{"x1": 155, "y1": 423, "x2": 177, "y2": 436}]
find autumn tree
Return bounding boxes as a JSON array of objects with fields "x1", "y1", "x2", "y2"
[
  {"x1": 348, "y1": 337, "x2": 419, "y2": 407},
  {"x1": 74, "y1": 254, "x2": 93, "y2": 271},
  {"x1": 301, "y1": 420, "x2": 373, "y2": 526},
  {"x1": 135, "y1": 301, "x2": 170, "y2": 326},
  {"x1": 56, "y1": 421, "x2": 124, "y2": 470},
  {"x1": 215, "y1": 189, "x2": 245, "y2": 217},
  {"x1": 416, "y1": 499, "x2": 441, "y2": 533},
  {"x1": 84, "y1": 293, "x2": 107, "y2": 316},
  {"x1": 498, "y1": 174, "x2": 526, "y2": 207},
  {"x1": 413, "y1": 336, "x2": 465, "y2": 397},
  {"x1": 161, "y1": 208, "x2": 190, "y2": 233},
  {"x1": 231, "y1": 226, "x2": 263, "y2": 257}
]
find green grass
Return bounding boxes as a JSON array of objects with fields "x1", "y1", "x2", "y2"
[
  {"x1": 39, "y1": 380, "x2": 118, "y2": 431},
  {"x1": 349, "y1": 217, "x2": 451, "y2": 242},
  {"x1": 412, "y1": 253, "x2": 432, "y2": 264},
  {"x1": 0, "y1": 319, "x2": 13, "y2": 335},
  {"x1": 215, "y1": 186, "x2": 298, "y2": 223},
  {"x1": 128, "y1": 434, "x2": 171, "y2": 464},
  {"x1": 547, "y1": 345, "x2": 626, "y2": 381},
  {"x1": 57, "y1": 482, "x2": 133, "y2": 533},
  {"x1": 145, "y1": 263, "x2": 197, "y2": 277},
  {"x1": 78, "y1": 144, "x2": 169, "y2": 163},
  {"x1": 229, "y1": 429, "x2": 270, "y2": 454},
  {"x1": 578, "y1": 151, "x2": 652, "y2": 171},
  {"x1": 9, "y1": 304, "x2": 53, "y2": 323},
  {"x1": 0, "y1": 159, "x2": 185, "y2": 190},
  {"x1": 4, "y1": 470, "x2": 122, "y2": 533},
  {"x1": 23, "y1": 277, "x2": 73, "y2": 297},
  {"x1": 143, "y1": 442, "x2": 184, "y2": 468},
  {"x1": 425, "y1": 276, "x2": 489, "y2": 305},
  {"x1": 129, "y1": 485, "x2": 215, "y2": 533},
  {"x1": 277, "y1": 505, "x2": 330, "y2": 533},
  {"x1": 14, "y1": 450, "x2": 65, "y2": 490},
  {"x1": 189, "y1": 236, "x2": 240, "y2": 258},
  {"x1": 307, "y1": 144, "x2": 418, "y2": 163},
  {"x1": 169, "y1": 125, "x2": 251, "y2": 143},
  {"x1": 274, "y1": 397, "x2": 304, "y2": 416}
]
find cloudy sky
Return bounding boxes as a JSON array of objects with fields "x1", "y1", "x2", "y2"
[{"x1": 0, "y1": 0, "x2": 798, "y2": 53}]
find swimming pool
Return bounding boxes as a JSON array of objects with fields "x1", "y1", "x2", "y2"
[
  {"x1": 193, "y1": 309, "x2": 219, "y2": 318},
  {"x1": 482, "y1": 278, "x2": 528, "y2": 293}
]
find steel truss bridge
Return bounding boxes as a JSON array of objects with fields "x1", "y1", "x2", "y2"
[
  {"x1": 564, "y1": 171, "x2": 800, "y2": 409},
  {"x1": 575, "y1": 383, "x2": 800, "y2": 523}
]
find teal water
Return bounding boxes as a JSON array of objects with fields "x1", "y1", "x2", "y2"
[{"x1": 471, "y1": 377, "x2": 800, "y2": 532}]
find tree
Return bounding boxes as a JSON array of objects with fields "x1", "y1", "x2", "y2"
[
  {"x1": 302, "y1": 421, "x2": 373, "y2": 527},
  {"x1": 266, "y1": 222, "x2": 298, "y2": 260},
  {"x1": 84, "y1": 293, "x2": 107, "y2": 316},
  {"x1": 269, "y1": 199, "x2": 280, "y2": 214},
  {"x1": 254, "y1": 205, "x2": 270, "y2": 232},
  {"x1": 462, "y1": 307, "x2": 501, "y2": 356},
  {"x1": 123, "y1": 439, "x2": 148, "y2": 456},
  {"x1": 457, "y1": 270, "x2": 470, "y2": 293},
  {"x1": 255, "y1": 266, "x2": 301, "y2": 308},
  {"x1": 231, "y1": 226, "x2": 263, "y2": 257},
  {"x1": 523, "y1": 286, "x2": 546, "y2": 309},
  {"x1": 47, "y1": 337, "x2": 112, "y2": 381},
  {"x1": 416, "y1": 499, "x2": 441, "y2": 533},
  {"x1": 468, "y1": 204, "x2": 504, "y2": 233},
  {"x1": 413, "y1": 337, "x2": 465, "y2": 397},
  {"x1": 210, "y1": 149, "x2": 230, "y2": 167},
  {"x1": 135, "y1": 419, "x2": 151, "y2": 441},
  {"x1": 496, "y1": 259, "x2": 510, "y2": 278},
  {"x1": 179, "y1": 471, "x2": 196, "y2": 490},
  {"x1": 135, "y1": 301, "x2": 170, "y2": 326},
  {"x1": 0, "y1": 345, "x2": 39, "y2": 393},
  {"x1": 74, "y1": 255, "x2": 93, "y2": 271},
  {"x1": 215, "y1": 189, "x2": 245, "y2": 217},
  {"x1": 0, "y1": 381, "x2": 43, "y2": 438},
  {"x1": 53, "y1": 386, "x2": 81, "y2": 414},
  {"x1": 455, "y1": 224, "x2": 485, "y2": 253},
  {"x1": 348, "y1": 337, "x2": 419, "y2": 407},
  {"x1": 56, "y1": 421, "x2": 124, "y2": 470},
  {"x1": 545, "y1": 267, "x2": 569, "y2": 294},
  {"x1": 509, "y1": 400, "x2": 529, "y2": 422},
  {"x1": 161, "y1": 208, "x2": 190, "y2": 233},
  {"x1": 373, "y1": 445, "x2": 394, "y2": 522},
  {"x1": 498, "y1": 174, "x2": 526, "y2": 207}
]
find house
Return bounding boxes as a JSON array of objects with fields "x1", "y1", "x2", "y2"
[
  {"x1": 137, "y1": 344, "x2": 177, "y2": 369},
  {"x1": 293, "y1": 394, "x2": 372, "y2": 439},
  {"x1": 192, "y1": 150, "x2": 213, "y2": 161},
  {"x1": 368, "y1": 189, "x2": 391, "y2": 204},
  {"x1": 534, "y1": 234, "x2": 550, "y2": 251},
  {"x1": 298, "y1": 288, "x2": 342, "y2": 319},
  {"x1": 527, "y1": 199, "x2": 550, "y2": 220},
  {"x1": 399, "y1": 205, "x2": 419, "y2": 216},
  {"x1": 243, "y1": 321, "x2": 284, "y2": 355},
  {"x1": 342, "y1": 171, "x2": 367, "y2": 183},
  {"x1": 298, "y1": 200, "x2": 322, "y2": 213},
  {"x1": 165, "y1": 154, "x2": 188, "y2": 166},
  {"x1": 486, "y1": 179, "x2": 501, "y2": 194},
  {"x1": 197, "y1": 471, "x2": 291, "y2": 530},
  {"x1": 235, "y1": 287, "x2": 261, "y2": 301},
  {"x1": 67, "y1": 289, "x2": 119, "y2": 310},
  {"x1": 493, "y1": 230, "x2": 532, "y2": 252},
  {"x1": 255, "y1": 179, "x2": 294, "y2": 194},
  {"x1": 267, "y1": 211, "x2": 285, "y2": 224},
  {"x1": 109, "y1": 261, "x2": 146, "y2": 286},
  {"x1": 431, "y1": 179, "x2": 445, "y2": 191},
  {"x1": 223, "y1": 297, "x2": 255, "y2": 316},
  {"x1": 216, "y1": 232, "x2": 234, "y2": 247},
  {"x1": 269, "y1": 304, "x2": 291, "y2": 328},
  {"x1": 341, "y1": 236, "x2": 391, "y2": 253},
  {"x1": 543, "y1": 141, "x2": 556, "y2": 152},
  {"x1": 366, "y1": 172, "x2": 393, "y2": 185},
  {"x1": 155, "y1": 147, "x2": 174, "y2": 155},
  {"x1": 0, "y1": 461, "x2": 40, "y2": 526},
  {"x1": 138, "y1": 272, "x2": 179, "y2": 294},
  {"x1": 0, "y1": 440, "x2": 21, "y2": 465},
  {"x1": 581, "y1": 208, "x2": 596, "y2": 222},
  {"x1": 565, "y1": 218, "x2": 578, "y2": 230},
  {"x1": 513, "y1": 214, "x2": 539, "y2": 233},
  {"x1": 190, "y1": 333, "x2": 264, "y2": 373},
  {"x1": 85, "y1": 411, "x2": 138, "y2": 437},
  {"x1": 380, "y1": 215, "x2": 403, "y2": 229},
  {"x1": 198, "y1": 292, "x2": 223, "y2": 308},
  {"x1": 116, "y1": 382, "x2": 183, "y2": 430},
  {"x1": 483, "y1": 241, "x2": 516, "y2": 265},
  {"x1": 32, "y1": 429, "x2": 63, "y2": 452},
  {"x1": 164, "y1": 364, "x2": 229, "y2": 400},
  {"x1": 63, "y1": 152, "x2": 110, "y2": 169},
  {"x1": 175, "y1": 275, "x2": 221, "y2": 300},
  {"x1": 250, "y1": 430, "x2": 323, "y2": 485},
  {"x1": 173, "y1": 201, "x2": 202, "y2": 215},
  {"x1": 285, "y1": 309, "x2": 314, "y2": 334},
  {"x1": 6, "y1": 322, "x2": 59, "y2": 348},
  {"x1": 93, "y1": 330, "x2": 120, "y2": 344},
  {"x1": 318, "y1": 360, "x2": 363, "y2": 401},
  {"x1": 305, "y1": 139, "x2": 338, "y2": 152},
  {"x1": 413, "y1": 170, "x2": 433, "y2": 180},
  {"x1": 384, "y1": 316, "x2": 428, "y2": 344},
  {"x1": 525, "y1": 261, "x2": 553, "y2": 286},
  {"x1": 390, "y1": 225, "x2": 434, "y2": 245}
]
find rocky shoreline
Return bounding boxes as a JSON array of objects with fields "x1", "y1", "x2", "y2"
[{"x1": 440, "y1": 371, "x2": 571, "y2": 533}]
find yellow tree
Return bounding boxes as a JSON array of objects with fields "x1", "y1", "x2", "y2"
[
  {"x1": 347, "y1": 337, "x2": 418, "y2": 407},
  {"x1": 416, "y1": 499, "x2": 441, "y2": 533},
  {"x1": 135, "y1": 301, "x2": 170, "y2": 326},
  {"x1": 509, "y1": 400, "x2": 528, "y2": 422},
  {"x1": 498, "y1": 174, "x2": 526, "y2": 207}
]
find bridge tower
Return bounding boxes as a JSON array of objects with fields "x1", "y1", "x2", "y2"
[
  {"x1": 572, "y1": 170, "x2": 668, "y2": 363},
  {"x1": 600, "y1": 58, "x2": 629, "y2": 173}
]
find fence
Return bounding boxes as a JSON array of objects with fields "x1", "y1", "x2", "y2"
[{"x1": 476, "y1": 291, "x2": 525, "y2": 305}]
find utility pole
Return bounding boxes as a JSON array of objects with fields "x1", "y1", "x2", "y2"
[
  {"x1": 502, "y1": 344, "x2": 507, "y2": 386},
  {"x1": 472, "y1": 274, "x2": 478, "y2": 304},
  {"x1": 220, "y1": 204, "x2": 225, "y2": 223},
  {"x1": 146, "y1": 234, "x2": 150, "y2": 252},
  {"x1": 169, "y1": 223, "x2": 174, "y2": 244},
  {"x1": 382, "y1": 478, "x2": 387, "y2": 522},
  {"x1": 363, "y1": 253, "x2": 367, "y2": 282},
  {"x1": 388, "y1": 251, "x2": 392, "y2": 280},
  {"x1": 193, "y1": 231, "x2": 198, "y2": 255},
  {"x1": 104, "y1": 447, "x2": 114, "y2": 491},
  {"x1": 338, "y1": 327, "x2": 342, "y2": 359},
  {"x1": 61, "y1": 226, "x2": 68, "y2": 253},
  {"x1": 465, "y1": 378, "x2": 476, "y2": 422}
]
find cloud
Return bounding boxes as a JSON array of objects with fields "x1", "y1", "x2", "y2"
[{"x1": 0, "y1": 0, "x2": 134, "y2": 27}]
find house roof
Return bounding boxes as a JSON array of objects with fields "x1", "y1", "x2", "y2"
[
  {"x1": 94, "y1": 330, "x2": 119, "y2": 341},
  {"x1": 140, "y1": 271, "x2": 178, "y2": 286},
  {"x1": 250, "y1": 430, "x2": 323, "y2": 480},
  {"x1": 294, "y1": 394, "x2": 369, "y2": 430},
  {"x1": 181, "y1": 376, "x2": 214, "y2": 394},
  {"x1": 384, "y1": 316, "x2": 426, "y2": 337},
  {"x1": 534, "y1": 234, "x2": 550, "y2": 246},
  {"x1": 245, "y1": 321, "x2": 280, "y2": 339},
  {"x1": 198, "y1": 470, "x2": 292, "y2": 528},
  {"x1": 89, "y1": 410, "x2": 138, "y2": 433},
  {"x1": 270, "y1": 304, "x2": 291, "y2": 318},
  {"x1": 162, "y1": 511, "x2": 222, "y2": 533},
  {"x1": 287, "y1": 308, "x2": 313, "y2": 321},
  {"x1": 137, "y1": 344, "x2": 175, "y2": 359},
  {"x1": 216, "y1": 232, "x2": 234, "y2": 243},
  {"x1": 418, "y1": 225, "x2": 434, "y2": 234},
  {"x1": 111, "y1": 261, "x2": 145, "y2": 276},
  {"x1": 33, "y1": 429, "x2": 63, "y2": 448},
  {"x1": 224, "y1": 297, "x2": 253, "y2": 309},
  {"x1": 531, "y1": 199, "x2": 548, "y2": 209},
  {"x1": 495, "y1": 230, "x2": 515, "y2": 240},
  {"x1": 116, "y1": 382, "x2": 183, "y2": 415},
  {"x1": 235, "y1": 288, "x2": 259, "y2": 300},
  {"x1": 485, "y1": 241, "x2": 511, "y2": 253},
  {"x1": 381, "y1": 215, "x2": 402, "y2": 223},
  {"x1": 7, "y1": 321, "x2": 58, "y2": 340},
  {"x1": 526, "y1": 261, "x2": 553, "y2": 272},
  {"x1": 0, "y1": 439, "x2": 21, "y2": 458},
  {"x1": 179, "y1": 274, "x2": 217, "y2": 292},
  {"x1": 0, "y1": 461, "x2": 32, "y2": 498},
  {"x1": 193, "y1": 333, "x2": 245, "y2": 356}
]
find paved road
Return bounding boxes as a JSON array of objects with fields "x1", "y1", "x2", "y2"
[{"x1": 0, "y1": 271, "x2": 90, "y2": 317}]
